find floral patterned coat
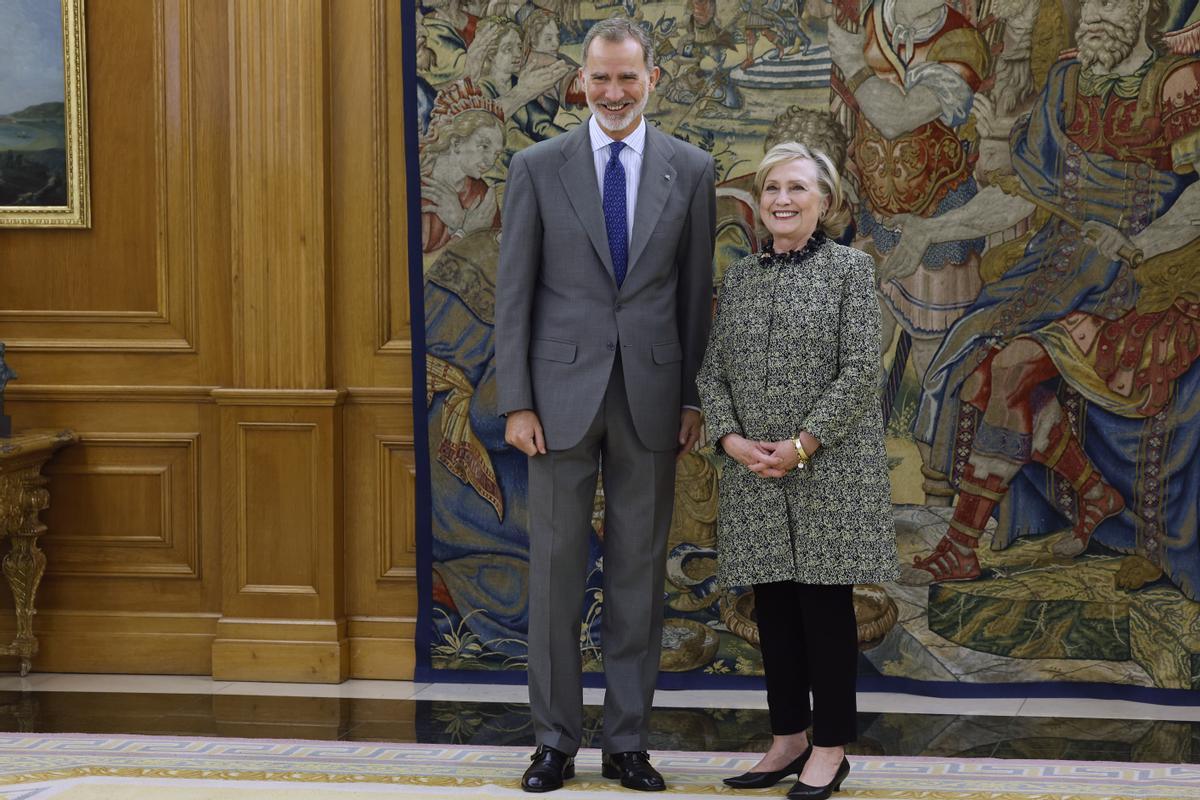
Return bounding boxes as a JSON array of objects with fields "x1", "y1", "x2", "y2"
[{"x1": 697, "y1": 238, "x2": 900, "y2": 587}]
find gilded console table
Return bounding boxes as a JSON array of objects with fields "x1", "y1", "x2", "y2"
[{"x1": 0, "y1": 430, "x2": 77, "y2": 675}]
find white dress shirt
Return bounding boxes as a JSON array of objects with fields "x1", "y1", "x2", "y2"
[{"x1": 588, "y1": 114, "x2": 645, "y2": 244}]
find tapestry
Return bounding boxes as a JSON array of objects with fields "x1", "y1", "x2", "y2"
[{"x1": 412, "y1": 0, "x2": 1200, "y2": 692}]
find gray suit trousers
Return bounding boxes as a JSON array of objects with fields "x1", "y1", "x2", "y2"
[{"x1": 526, "y1": 356, "x2": 676, "y2": 755}]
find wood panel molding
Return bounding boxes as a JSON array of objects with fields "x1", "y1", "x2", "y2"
[
  {"x1": 216, "y1": 397, "x2": 345, "y2": 681},
  {"x1": 212, "y1": 617, "x2": 348, "y2": 683},
  {"x1": 0, "y1": 611, "x2": 218, "y2": 675},
  {"x1": 344, "y1": 388, "x2": 413, "y2": 404},
  {"x1": 342, "y1": 401, "x2": 416, "y2": 679},
  {"x1": 212, "y1": 389, "x2": 344, "y2": 407},
  {"x1": 383, "y1": 0, "x2": 412, "y2": 353},
  {"x1": 41, "y1": 433, "x2": 201, "y2": 579},
  {"x1": 7, "y1": 385, "x2": 218, "y2": 404},
  {"x1": 230, "y1": 0, "x2": 332, "y2": 390},
  {"x1": 331, "y1": 0, "x2": 411, "y2": 395},
  {"x1": 233, "y1": 422, "x2": 320, "y2": 595},
  {"x1": 347, "y1": 615, "x2": 416, "y2": 680},
  {"x1": 367, "y1": 0, "x2": 396, "y2": 353},
  {"x1": 377, "y1": 436, "x2": 416, "y2": 580}
]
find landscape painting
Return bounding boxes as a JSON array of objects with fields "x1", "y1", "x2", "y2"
[{"x1": 0, "y1": 0, "x2": 89, "y2": 227}]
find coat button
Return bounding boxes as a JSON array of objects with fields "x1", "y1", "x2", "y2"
[
  {"x1": 615, "y1": 303, "x2": 623, "y2": 312},
  {"x1": 606, "y1": 341, "x2": 615, "y2": 351}
]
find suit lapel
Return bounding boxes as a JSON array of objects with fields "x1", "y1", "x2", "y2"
[
  {"x1": 558, "y1": 123, "x2": 615, "y2": 282},
  {"x1": 627, "y1": 125, "x2": 677, "y2": 278}
]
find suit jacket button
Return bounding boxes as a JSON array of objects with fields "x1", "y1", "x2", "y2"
[
  {"x1": 606, "y1": 342, "x2": 615, "y2": 351},
  {"x1": 614, "y1": 303, "x2": 623, "y2": 312}
]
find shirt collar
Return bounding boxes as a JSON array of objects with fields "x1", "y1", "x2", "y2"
[{"x1": 589, "y1": 114, "x2": 647, "y2": 157}]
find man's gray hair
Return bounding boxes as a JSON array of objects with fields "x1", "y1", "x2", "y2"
[{"x1": 582, "y1": 16, "x2": 655, "y2": 71}]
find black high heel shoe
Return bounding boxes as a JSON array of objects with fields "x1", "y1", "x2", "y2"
[
  {"x1": 722, "y1": 746, "x2": 812, "y2": 789},
  {"x1": 786, "y1": 756, "x2": 850, "y2": 800}
]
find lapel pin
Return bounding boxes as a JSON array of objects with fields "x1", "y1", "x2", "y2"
[{"x1": 664, "y1": 174, "x2": 672, "y2": 181}]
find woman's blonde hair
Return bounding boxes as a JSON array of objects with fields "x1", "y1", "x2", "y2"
[{"x1": 752, "y1": 142, "x2": 850, "y2": 238}]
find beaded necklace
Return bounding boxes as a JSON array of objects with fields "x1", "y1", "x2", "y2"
[{"x1": 759, "y1": 230, "x2": 827, "y2": 267}]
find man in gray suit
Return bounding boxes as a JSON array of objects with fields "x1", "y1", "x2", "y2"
[{"x1": 495, "y1": 16, "x2": 716, "y2": 794}]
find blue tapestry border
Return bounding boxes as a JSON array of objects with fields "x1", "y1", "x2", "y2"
[{"x1": 404, "y1": 0, "x2": 437, "y2": 682}]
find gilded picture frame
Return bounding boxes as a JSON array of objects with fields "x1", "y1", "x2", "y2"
[{"x1": 0, "y1": 0, "x2": 90, "y2": 228}]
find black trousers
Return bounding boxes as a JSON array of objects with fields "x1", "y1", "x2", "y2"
[{"x1": 753, "y1": 581, "x2": 858, "y2": 746}]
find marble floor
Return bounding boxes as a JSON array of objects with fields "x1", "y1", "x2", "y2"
[{"x1": 0, "y1": 675, "x2": 1197, "y2": 764}]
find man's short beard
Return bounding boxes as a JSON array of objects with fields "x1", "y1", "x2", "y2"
[
  {"x1": 588, "y1": 91, "x2": 649, "y2": 134},
  {"x1": 1077, "y1": 18, "x2": 1138, "y2": 72}
]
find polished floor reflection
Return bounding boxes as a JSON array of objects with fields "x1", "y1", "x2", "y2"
[{"x1": 1, "y1": 690, "x2": 1196, "y2": 764}]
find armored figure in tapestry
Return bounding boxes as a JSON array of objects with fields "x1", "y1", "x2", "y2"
[
  {"x1": 828, "y1": 0, "x2": 990, "y2": 504},
  {"x1": 894, "y1": 0, "x2": 1200, "y2": 604}
]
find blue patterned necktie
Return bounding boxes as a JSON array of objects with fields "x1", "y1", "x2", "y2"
[{"x1": 603, "y1": 141, "x2": 628, "y2": 287}]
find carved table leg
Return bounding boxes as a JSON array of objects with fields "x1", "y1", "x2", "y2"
[{"x1": 0, "y1": 468, "x2": 50, "y2": 676}]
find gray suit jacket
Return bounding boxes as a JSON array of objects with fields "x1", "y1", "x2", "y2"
[{"x1": 496, "y1": 120, "x2": 716, "y2": 452}]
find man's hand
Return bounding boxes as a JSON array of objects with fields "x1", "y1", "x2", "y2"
[
  {"x1": 505, "y1": 410, "x2": 546, "y2": 457},
  {"x1": 677, "y1": 408, "x2": 703, "y2": 460}
]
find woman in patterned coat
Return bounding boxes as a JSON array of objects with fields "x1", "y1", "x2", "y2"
[{"x1": 698, "y1": 142, "x2": 898, "y2": 800}]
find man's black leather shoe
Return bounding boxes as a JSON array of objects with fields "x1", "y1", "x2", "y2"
[
  {"x1": 601, "y1": 751, "x2": 666, "y2": 791},
  {"x1": 521, "y1": 745, "x2": 574, "y2": 793}
]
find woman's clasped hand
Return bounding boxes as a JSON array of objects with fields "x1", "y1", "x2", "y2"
[{"x1": 720, "y1": 433, "x2": 807, "y2": 478}]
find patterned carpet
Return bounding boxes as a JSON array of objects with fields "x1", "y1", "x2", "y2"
[{"x1": 0, "y1": 735, "x2": 1197, "y2": 799}]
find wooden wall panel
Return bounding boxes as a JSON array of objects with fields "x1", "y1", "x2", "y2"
[
  {"x1": 331, "y1": 0, "x2": 418, "y2": 680},
  {"x1": 383, "y1": 0, "x2": 412, "y2": 357},
  {"x1": 0, "y1": 0, "x2": 159, "y2": 314},
  {"x1": 379, "y1": 436, "x2": 417, "y2": 578},
  {"x1": 230, "y1": 0, "x2": 331, "y2": 390},
  {"x1": 236, "y1": 424, "x2": 319, "y2": 594},
  {"x1": 0, "y1": 390, "x2": 221, "y2": 675},
  {"x1": 343, "y1": 395, "x2": 416, "y2": 679},
  {"x1": 42, "y1": 434, "x2": 200, "y2": 579},
  {"x1": 0, "y1": 0, "x2": 230, "y2": 387},
  {"x1": 0, "y1": 0, "x2": 418, "y2": 681},
  {"x1": 331, "y1": 0, "x2": 412, "y2": 389},
  {"x1": 212, "y1": 392, "x2": 347, "y2": 682},
  {"x1": 0, "y1": 0, "x2": 218, "y2": 359}
]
